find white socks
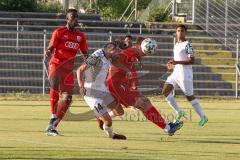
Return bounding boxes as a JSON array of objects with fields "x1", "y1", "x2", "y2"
[
  {"x1": 106, "y1": 108, "x2": 116, "y2": 118},
  {"x1": 51, "y1": 114, "x2": 57, "y2": 118},
  {"x1": 103, "y1": 124, "x2": 114, "y2": 138},
  {"x1": 166, "y1": 93, "x2": 182, "y2": 114},
  {"x1": 190, "y1": 99, "x2": 205, "y2": 119}
]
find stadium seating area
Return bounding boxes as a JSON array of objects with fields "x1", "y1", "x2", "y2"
[{"x1": 0, "y1": 11, "x2": 238, "y2": 96}]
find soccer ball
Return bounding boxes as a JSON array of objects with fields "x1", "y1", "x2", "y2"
[{"x1": 141, "y1": 38, "x2": 157, "y2": 55}]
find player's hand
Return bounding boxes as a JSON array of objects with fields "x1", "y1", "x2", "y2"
[
  {"x1": 79, "y1": 86, "x2": 86, "y2": 96},
  {"x1": 131, "y1": 82, "x2": 137, "y2": 90},
  {"x1": 167, "y1": 59, "x2": 175, "y2": 70},
  {"x1": 44, "y1": 49, "x2": 52, "y2": 58}
]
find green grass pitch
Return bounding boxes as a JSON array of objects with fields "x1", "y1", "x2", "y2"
[{"x1": 0, "y1": 95, "x2": 240, "y2": 160}]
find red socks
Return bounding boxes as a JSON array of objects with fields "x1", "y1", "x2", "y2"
[
  {"x1": 55, "y1": 101, "x2": 70, "y2": 127},
  {"x1": 144, "y1": 106, "x2": 166, "y2": 129},
  {"x1": 49, "y1": 88, "x2": 70, "y2": 128},
  {"x1": 50, "y1": 88, "x2": 59, "y2": 115}
]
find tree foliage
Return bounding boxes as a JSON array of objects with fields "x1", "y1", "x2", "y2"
[
  {"x1": 0, "y1": 0, "x2": 63, "y2": 12},
  {"x1": 95, "y1": 0, "x2": 151, "y2": 20},
  {"x1": 147, "y1": 6, "x2": 171, "y2": 22},
  {"x1": 0, "y1": 0, "x2": 38, "y2": 12}
]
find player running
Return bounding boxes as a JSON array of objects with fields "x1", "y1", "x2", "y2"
[
  {"x1": 76, "y1": 42, "x2": 126, "y2": 140},
  {"x1": 107, "y1": 37, "x2": 183, "y2": 136},
  {"x1": 44, "y1": 8, "x2": 88, "y2": 136},
  {"x1": 162, "y1": 24, "x2": 208, "y2": 126}
]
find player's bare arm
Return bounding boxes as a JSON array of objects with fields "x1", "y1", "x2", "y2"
[
  {"x1": 44, "y1": 46, "x2": 54, "y2": 57},
  {"x1": 172, "y1": 57, "x2": 195, "y2": 65},
  {"x1": 76, "y1": 63, "x2": 88, "y2": 96}
]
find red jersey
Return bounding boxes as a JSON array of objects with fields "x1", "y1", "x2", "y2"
[
  {"x1": 107, "y1": 47, "x2": 142, "y2": 107},
  {"x1": 109, "y1": 47, "x2": 141, "y2": 79},
  {"x1": 49, "y1": 26, "x2": 88, "y2": 70}
]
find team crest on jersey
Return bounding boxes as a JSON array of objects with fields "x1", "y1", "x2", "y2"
[
  {"x1": 63, "y1": 35, "x2": 68, "y2": 39},
  {"x1": 77, "y1": 36, "x2": 81, "y2": 42}
]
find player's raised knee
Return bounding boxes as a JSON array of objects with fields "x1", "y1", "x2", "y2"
[{"x1": 115, "y1": 105, "x2": 124, "y2": 116}]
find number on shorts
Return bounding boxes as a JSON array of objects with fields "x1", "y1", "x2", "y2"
[{"x1": 94, "y1": 103, "x2": 103, "y2": 113}]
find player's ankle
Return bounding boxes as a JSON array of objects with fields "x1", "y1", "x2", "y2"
[
  {"x1": 51, "y1": 114, "x2": 57, "y2": 118},
  {"x1": 164, "y1": 124, "x2": 170, "y2": 133}
]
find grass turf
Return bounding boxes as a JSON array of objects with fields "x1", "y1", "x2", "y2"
[{"x1": 0, "y1": 96, "x2": 240, "y2": 160}]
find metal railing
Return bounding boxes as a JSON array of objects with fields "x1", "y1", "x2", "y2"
[
  {"x1": 0, "y1": 13, "x2": 239, "y2": 97},
  {"x1": 193, "y1": 0, "x2": 240, "y2": 51},
  {"x1": 119, "y1": 0, "x2": 138, "y2": 21},
  {"x1": 0, "y1": 28, "x2": 239, "y2": 97}
]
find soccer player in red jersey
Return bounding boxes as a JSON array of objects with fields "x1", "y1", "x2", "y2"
[
  {"x1": 44, "y1": 8, "x2": 88, "y2": 136},
  {"x1": 107, "y1": 37, "x2": 183, "y2": 136}
]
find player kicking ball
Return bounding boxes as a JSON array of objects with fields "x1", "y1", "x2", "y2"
[
  {"x1": 107, "y1": 37, "x2": 183, "y2": 136},
  {"x1": 162, "y1": 24, "x2": 208, "y2": 126},
  {"x1": 76, "y1": 42, "x2": 126, "y2": 140}
]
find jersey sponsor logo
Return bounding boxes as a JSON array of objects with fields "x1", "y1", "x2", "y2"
[{"x1": 65, "y1": 41, "x2": 79, "y2": 49}]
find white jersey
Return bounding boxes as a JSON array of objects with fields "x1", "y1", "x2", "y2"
[
  {"x1": 173, "y1": 41, "x2": 194, "y2": 80},
  {"x1": 83, "y1": 49, "x2": 115, "y2": 117},
  {"x1": 166, "y1": 41, "x2": 195, "y2": 96},
  {"x1": 84, "y1": 49, "x2": 111, "y2": 94}
]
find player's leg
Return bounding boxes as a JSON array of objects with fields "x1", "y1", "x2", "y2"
[
  {"x1": 54, "y1": 72, "x2": 74, "y2": 127},
  {"x1": 54, "y1": 92, "x2": 72, "y2": 128},
  {"x1": 99, "y1": 113, "x2": 126, "y2": 140},
  {"x1": 46, "y1": 71, "x2": 74, "y2": 136},
  {"x1": 84, "y1": 96, "x2": 126, "y2": 140},
  {"x1": 135, "y1": 96, "x2": 183, "y2": 136},
  {"x1": 162, "y1": 76, "x2": 185, "y2": 121},
  {"x1": 97, "y1": 95, "x2": 124, "y2": 130},
  {"x1": 49, "y1": 68, "x2": 60, "y2": 119},
  {"x1": 180, "y1": 80, "x2": 208, "y2": 126},
  {"x1": 107, "y1": 100, "x2": 124, "y2": 117},
  {"x1": 46, "y1": 65, "x2": 61, "y2": 136}
]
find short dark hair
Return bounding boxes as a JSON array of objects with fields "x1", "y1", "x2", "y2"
[
  {"x1": 125, "y1": 34, "x2": 133, "y2": 40},
  {"x1": 176, "y1": 24, "x2": 187, "y2": 31},
  {"x1": 67, "y1": 8, "x2": 78, "y2": 14},
  {"x1": 104, "y1": 42, "x2": 117, "y2": 50}
]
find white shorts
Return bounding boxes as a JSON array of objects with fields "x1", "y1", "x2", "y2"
[
  {"x1": 166, "y1": 73, "x2": 194, "y2": 96},
  {"x1": 84, "y1": 90, "x2": 115, "y2": 117}
]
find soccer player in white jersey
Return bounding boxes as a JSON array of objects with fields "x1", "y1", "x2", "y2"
[
  {"x1": 162, "y1": 24, "x2": 208, "y2": 126},
  {"x1": 76, "y1": 42, "x2": 126, "y2": 140}
]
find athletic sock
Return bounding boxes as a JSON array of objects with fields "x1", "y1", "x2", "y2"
[
  {"x1": 103, "y1": 124, "x2": 114, "y2": 138},
  {"x1": 106, "y1": 108, "x2": 116, "y2": 118},
  {"x1": 51, "y1": 114, "x2": 57, "y2": 119},
  {"x1": 50, "y1": 88, "x2": 59, "y2": 115},
  {"x1": 190, "y1": 99, "x2": 205, "y2": 119},
  {"x1": 166, "y1": 93, "x2": 182, "y2": 114},
  {"x1": 144, "y1": 106, "x2": 166, "y2": 129},
  {"x1": 55, "y1": 101, "x2": 70, "y2": 127},
  {"x1": 164, "y1": 124, "x2": 171, "y2": 133}
]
